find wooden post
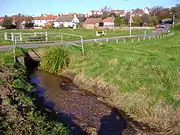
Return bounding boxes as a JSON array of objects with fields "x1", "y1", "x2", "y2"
[
  {"x1": 81, "y1": 36, "x2": 84, "y2": 55},
  {"x1": 13, "y1": 36, "x2": 16, "y2": 62},
  {"x1": 4, "y1": 32, "x2": 7, "y2": 40},
  {"x1": 20, "y1": 32, "x2": 22, "y2": 42},
  {"x1": 116, "y1": 39, "x2": 118, "y2": 44},
  {"x1": 124, "y1": 39, "x2": 126, "y2": 44},
  {"x1": 61, "y1": 33, "x2": 63, "y2": 45},
  {"x1": 45, "y1": 32, "x2": 48, "y2": 42},
  {"x1": 106, "y1": 38, "x2": 108, "y2": 43},
  {"x1": 11, "y1": 33, "x2": 14, "y2": 41},
  {"x1": 138, "y1": 38, "x2": 140, "y2": 42}
]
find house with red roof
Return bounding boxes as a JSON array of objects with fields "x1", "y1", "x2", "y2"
[
  {"x1": 32, "y1": 14, "x2": 57, "y2": 27},
  {"x1": 111, "y1": 10, "x2": 125, "y2": 17},
  {"x1": 102, "y1": 17, "x2": 115, "y2": 27},
  {"x1": 83, "y1": 18, "x2": 102, "y2": 29}
]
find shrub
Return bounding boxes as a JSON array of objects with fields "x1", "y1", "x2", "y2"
[
  {"x1": 40, "y1": 47, "x2": 70, "y2": 73},
  {"x1": 174, "y1": 24, "x2": 180, "y2": 30}
]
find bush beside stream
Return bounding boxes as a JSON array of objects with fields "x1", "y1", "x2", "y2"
[
  {"x1": 40, "y1": 47, "x2": 70, "y2": 73},
  {"x1": 0, "y1": 52, "x2": 70, "y2": 135}
]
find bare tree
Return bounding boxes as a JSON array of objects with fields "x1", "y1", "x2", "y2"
[{"x1": 101, "y1": 6, "x2": 112, "y2": 14}]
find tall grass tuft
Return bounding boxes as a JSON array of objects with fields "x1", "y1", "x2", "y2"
[{"x1": 40, "y1": 47, "x2": 70, "y2": 73}]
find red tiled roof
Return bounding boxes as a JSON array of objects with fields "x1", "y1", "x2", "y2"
[
  {"x1": 34, "y1": 14, "x2": 57, "y2": 20},
  {"x1": 83, "y1": 18, "x2": 102, "y2": 24},
  {"x1": 103, "y1": 17, "x2": 115, "y2": 23},
  {"x1": 111, "y1": 10, "x2": 125, "y2": 15}
]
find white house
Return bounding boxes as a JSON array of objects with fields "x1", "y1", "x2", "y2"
[
  {"x1": 32, "y1": 15, "x2": 57, "y2": 27},
  {"x1": 88, "y1": 10, "x2": 103, "y2": 16},
  {"x1": 54, "y1": 15, "x2": 79, "y2": 28},
  {"x1": 102, "y1": 17, "x2": 115, "y2": 27}
]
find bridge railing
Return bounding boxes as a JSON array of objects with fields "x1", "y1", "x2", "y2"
[{"x1": 11, "y1": 32, "x2": 85, "y2": 62}]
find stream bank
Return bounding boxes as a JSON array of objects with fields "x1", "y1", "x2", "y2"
[{"x1": 23, "y1": 49, "x2": 158, "y2": 135}]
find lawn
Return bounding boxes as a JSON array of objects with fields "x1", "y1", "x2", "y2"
[
  {"x1": 57, "y1": 30, "x2": 180, "y2": 132},
  {"x1": 0, "y1": 28, "x2": 154, "y2": 45}
]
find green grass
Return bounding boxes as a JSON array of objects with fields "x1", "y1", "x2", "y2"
[
  {"x1": 0, "y1": 28, "x2": 154, "y2": 45},
  {"x1": 40, "y1": 47, "x2": 70, "y2": 73},
  {"x1": 52, "y1": 30, "x2": 180, "y2": 129}
]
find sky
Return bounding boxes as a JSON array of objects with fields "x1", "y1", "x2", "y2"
[{"x1": 0, "y1": 0, "x2": 179, "y2": 16}]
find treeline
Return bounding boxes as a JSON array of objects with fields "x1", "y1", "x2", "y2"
[
  {"x1": 1, "y1": 13, "x2": 34, "y2": 29},
  {"x1": 96, "y1": 4, "x2": 180, "y2": 26}
]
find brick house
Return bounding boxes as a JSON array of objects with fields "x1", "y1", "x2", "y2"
[{"x1": 83, "y1": 18, "x2": 102, "y2": 29}]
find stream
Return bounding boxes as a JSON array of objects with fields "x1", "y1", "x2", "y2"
[{"x1": 21, "y1": 52, "x2": 137, "y2": 135}]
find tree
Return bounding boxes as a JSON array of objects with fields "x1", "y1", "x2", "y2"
[
  {"x1": 25, "y1": 22, "x2": 34, "y2": 28},
  {"x1": 133, "y1": 16, "x2": 142, "y2": 26},
  {"x1": 2, "y1": 16, "x2": 14, "y2": 29},
  {"x1": 101, "y1": 6, "x2": 112, "y2": 14},
  {"x1": 115, "y1": 17, "x2": 126, "y2": 26},
  {"x1": 123, "y1": 12, "x2": 130, "y2": 25},
  {"x1": 151, "y1": 6, "x2": 171, "y2": 21}
]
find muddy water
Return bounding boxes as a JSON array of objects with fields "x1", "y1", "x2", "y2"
[{"x1": 30, "y1": 70, "x2": 134, "y2": 135}]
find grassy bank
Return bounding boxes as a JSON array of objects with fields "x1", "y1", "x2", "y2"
[
  {"x1": 0, "y1": 51, "x2": 70, "y2": 135},
  {"x1": 40, "y1": 30, "x2": 180, "y2": 133},
  {"x1": 0, "y1": 28, "x2": 153, "y2": 45}
]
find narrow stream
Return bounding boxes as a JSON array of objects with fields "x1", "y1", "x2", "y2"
[
  {"x1": 21, "y1": 52, "x2": 136, "y2": 135},
  {"x1": 30, "y1": 71, "x2": 131, "y2": 135}
]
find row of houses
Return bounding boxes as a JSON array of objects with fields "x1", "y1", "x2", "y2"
[
  {"x1": 32, "y1": 14, "x2": 115, "y2": 29},
  {"x1": 87, "y1": 8, "x2": 149, "y2": 17},
  {"x1": 0, "y1": 8, "x2": 150, "y2": 29}
]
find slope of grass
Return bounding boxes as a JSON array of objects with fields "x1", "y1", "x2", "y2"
[{"x1": 58, "y1": 30, "x2": 180, "y2": 131}]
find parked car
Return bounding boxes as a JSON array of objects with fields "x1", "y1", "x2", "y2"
[
  {"x1": 155, "y1": 24, "x2": 160, "y2": 28},
  {"x1": 160, "y1": 24, "x2": 165, "y2": 28}
]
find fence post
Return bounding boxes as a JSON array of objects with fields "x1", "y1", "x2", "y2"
[
  {"x1": 106, "y1": 38, "x2": 108, "y2": 43},
  {"x1": 116, "y1": 39, "x2": 118, "y2": 44},
  {"x1": 4, "y1": 32, "x2": 7, "y2": 40},
  {"x1": 124, "y1": 39, "x2": 126, "y2": 44},
  {"x1": 20, "y1": 32, "x2": 22, "y2": 42},
  {"x1": 138, "y1": 38, "x2": 140, "y2": 42},
  {"x1": 45, "y1": 32, "x2": 48, "y2": 42},
  {"x1": 61, "y1": 33, "x2": 63, "y2": 45},
  {"x1": 13, "y1": 35, "x2": 16, "y2": 62},
  {"x1": 11, "y1": 33, "x2": 14, "y2": 41},
  {"x1": 81, "y1": 36, "x2": 84, "y2": 55}
]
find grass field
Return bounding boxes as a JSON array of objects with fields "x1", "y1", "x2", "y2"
[
  {"x1": 0, "y1": 28, "x2": 154, "y2": 45},
  {"x1": 49, "y1": 30, "x2": 180, "y2": 132}
]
